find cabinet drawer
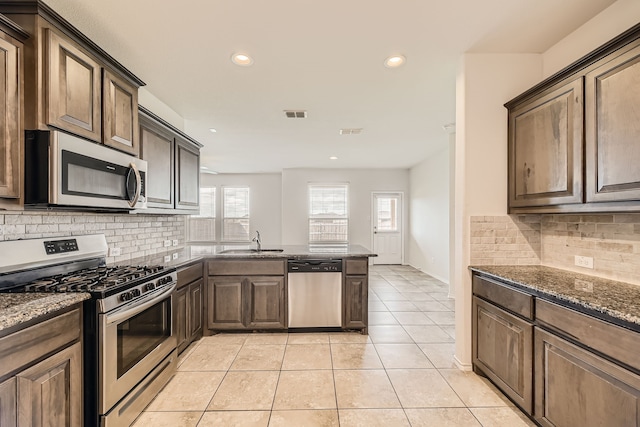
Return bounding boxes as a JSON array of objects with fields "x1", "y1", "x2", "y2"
[
  {"x1": 208, "y1": 259, "x2": 285, "y2": 276},
  {"x1": 536, "y1": 299, "x2": 640, "y2": 372},
  {"x1": 177, "y1": 262, "x2": 203, "y2": 289},
  {"x1": 0, "y1": 308, "x2": 81, "y2": 379},
  {"x1": 473, "y1": 275, "x2": 534, "y2": 320},
  {"x1": 345, "y1": 259, "x2": 367, "y2": 275}
]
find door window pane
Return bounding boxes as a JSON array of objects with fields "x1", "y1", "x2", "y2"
[{"x1": 377, "y1": 197, "x2": 398, "y2": 231}]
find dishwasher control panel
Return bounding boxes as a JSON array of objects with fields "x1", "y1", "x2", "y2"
[{"x1": 288, "y1": 259, "x2": 342, "y2": 273}]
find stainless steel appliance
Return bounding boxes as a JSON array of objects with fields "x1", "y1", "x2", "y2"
[
  {"x1": 24, "y1": 130, "x2": 147, "y2": 211},
  {"x1": 0, "y1": 234, "x2": 177, "y2": 427},
  {"x1": 287, "y1": 259, "x2": 342, "y2": 328}
]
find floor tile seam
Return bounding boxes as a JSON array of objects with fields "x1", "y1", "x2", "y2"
[{"x1": 201, "y1": 369, "x2": 230, "y2": 413}]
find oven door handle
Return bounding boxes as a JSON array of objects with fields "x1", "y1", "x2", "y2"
[{"x1": 105, "y1": 283, "x2": 176, "y2": 325}]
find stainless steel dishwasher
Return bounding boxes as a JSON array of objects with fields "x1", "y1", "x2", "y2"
[{"x1": 287, "y1": 259, "x2": 342, "y2": 328}]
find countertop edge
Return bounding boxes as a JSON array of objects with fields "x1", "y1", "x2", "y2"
[
  {"x1": 470, "y1": 265, "x2": 640, "y2": 333},
  {"x1": 0, "y1": 293, "x2": 90, "y2": 334}
]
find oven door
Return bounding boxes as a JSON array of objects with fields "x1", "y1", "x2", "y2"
[{"x1": 99, "y1": 283, "x2": 177, "y2": 413}]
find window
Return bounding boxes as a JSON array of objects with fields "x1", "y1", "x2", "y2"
[
  {"x1": 188, "y1": 187, "x2": 216, "y2": 242},
  {"x1": 223, "y1": 187, "x2": 250, "y2": 241},
  {"x1": 309, "y1": 184, "x2": 348, "y2": 243},
  {"x1": 376, "y1": 196, "x2": 398, "y2": 231}
]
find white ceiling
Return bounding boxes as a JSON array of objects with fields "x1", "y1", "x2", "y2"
[{"x1": 43, "y1": 0, "x2": 616, "y2": 173}]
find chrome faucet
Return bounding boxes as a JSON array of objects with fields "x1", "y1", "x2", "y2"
[{"x1": 252, "y1": 230, "x2": 261, "y2": 251}]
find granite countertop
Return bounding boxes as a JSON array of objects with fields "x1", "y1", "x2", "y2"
[
  {"x1": 0, "y1": 293, "x2": 90, "y2": 334},
  {"x1": 117, "y1": 244, "x2": 376, "y2": 270},
  {"x1": 470, "y1": 265, "x2": 640, "y2": 331}
]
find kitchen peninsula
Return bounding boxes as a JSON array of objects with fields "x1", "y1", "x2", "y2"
[{"x1": 132, "y1": 244, "x2": 376, "y2": 335}]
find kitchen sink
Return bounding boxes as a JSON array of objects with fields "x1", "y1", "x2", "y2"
[{"x1": 219, "y1": 248, "x2": 284, "y2": 254}]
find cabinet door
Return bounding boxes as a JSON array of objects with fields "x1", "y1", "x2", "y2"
[
  {"x1": 207, "y1": 277, "x2": 245, "y2": 329},
  {"x1": 586, "y1": 42, "x2": 640, "y2": 202},
  {"x1": 0, "y1": 33, "x2": 21, "y2": 199},
  {"x1": 46, "y1": 29, "x2": 101, "y2": 142},
  {"x1": 534, "y1": 327, "x2": 640, "y2": 427},
  {"x1": 17, "y1": 342, "x2": 82, "y2": 427},
  {"x1": 0, "y1": 377, "x2": 16, "y2": 427},
  {"x1": 139, "y1": 117, "x2": 174, "y2": 208},
  {"x1": 344, "y1": 275, "x2": 368, "y2": 329},
  {"x1": 473, "y1": 296, "x2": 533, "y2": 414},
  {"x1": 246, "y1": 276, "x2": 285, "y2": 329},
  {"x1": 508, "y1": 78, "x2": 583, "y2": 209},
  {"x1": 103, "y1": 69, "x2": 139, "y2": 155},
  {"x1": 175, "y1": 137, "x2": 200, "y2": 210},
  {"x1": 189, "y1": 279, "x2": 203, "y2": 339},
  {"x1": 174, "y1": 285, "x2": 189, "y2": 354}
]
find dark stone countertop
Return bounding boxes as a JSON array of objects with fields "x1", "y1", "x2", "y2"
[
  {"x1": 0, "y1": 293, "x2": 90, "y2": 334},
  {"x1": 118, "y1": 244, "x2": 376, "y2": 271},
  {"x1": 470, "y1": 265, "x2": 640, "y2": 332}
]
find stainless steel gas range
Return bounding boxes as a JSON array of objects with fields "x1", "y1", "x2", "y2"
[{"x1": 0, "y1": 234, "x2": 178, "y2": 427}]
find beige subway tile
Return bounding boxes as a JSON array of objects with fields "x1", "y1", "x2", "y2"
[
  {"x1": 614, "y1": 214, "x2": 640, "y2": 223},
  {"x1": 581, "y1": 214, "x2": 614, "y2": 223}
]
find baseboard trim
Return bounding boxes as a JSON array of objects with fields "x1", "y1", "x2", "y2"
[{"x1": 454, "y1": 355, "x2": 473, "y2": 371}]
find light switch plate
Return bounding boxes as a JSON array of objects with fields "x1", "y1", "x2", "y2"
[
  {"x1": 163, "y1": 240, "x2": 171, "y2": 247},
  {"x1": 172, "y1": 240, "x2": 178, "y2": 246},
  {"x1": 163, "y1": 255, "x2": 171, "y2": 262},
  {"x1": 172, "y1": 253, "x2": 178, "y2": 260}
]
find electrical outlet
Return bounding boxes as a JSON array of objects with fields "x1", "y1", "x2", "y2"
[
  {"x1": 172, "y1": 252, "x2": 178, "y2": 260},
  {"x1": 574, "y1": 255, "x2": 594, "y2": 269},
  {"x1": 172, "y1": 240, "x2": 178, "y2": 247},
  {"x1": 108, "y1": 247, "x2": 121, "y2": 257},
  {"x1": 163, "y1": 255, "x2": 171, "y2": 263},
  {"x1": 163, "y1": 240, "x2": 171, "y2": 247}
]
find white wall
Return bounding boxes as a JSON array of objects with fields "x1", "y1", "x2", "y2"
[
  {"x1": 543, "y1": 0, "x2": 640, "y2": 78},
  {"x1": 281, "y1": 168, "x2": 409, "y2": 252},
  {"x1": 454, "y1": 53, "x2": 542, "y2": 369},
  {"x1": 408, "y1": 146, "x2": 450, "y2": 282},
  {"x1": 138, "y1": 88, "x2": 185, "y2": 131},
  {"x1": 199, "y1": 173, "x2": 283, "y2": 245}
]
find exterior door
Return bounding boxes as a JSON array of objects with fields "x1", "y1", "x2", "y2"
[{"x1": 372, "y1": 193, "x2": 402, "y2": 264}]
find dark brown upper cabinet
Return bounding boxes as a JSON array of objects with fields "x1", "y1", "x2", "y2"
[
  {"x1": 138, "y1": 106, "x2": 201, "y2": 213},
  {"x1": 508, "y1": 78, "x2": 583, "y2": 208},
  {"x1": 0, "y1": 16, "x2": 26, "y2": 203},
  {"x1": 0, "y1": 1, "x2": 144, "y2": 154},
  {"x1": 585, "y1": 40, "x2": 640, "y2": 203},
  {"x1": 506, "y1": 23, "x2": 640, "y2": 213}
]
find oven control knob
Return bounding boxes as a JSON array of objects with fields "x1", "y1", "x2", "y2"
[
  {"x1": 131, "y1": 289, "x2": 141, "y2": 297},
  {"x1": 146, "y1": 282, "x2": 156, "y2": 291},
  {"x1": 120, "y1": 292, "x2": 133, "y2": 302}
]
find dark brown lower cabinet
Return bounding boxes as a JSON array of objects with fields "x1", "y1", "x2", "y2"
[
  {"x1": 534, "y1": 327, "x2": 640, "y2": 427},
  {"x1": 17, "y1": 342, "x2": 82, "y2": 427},
  {"x1": 175, "y1": 263, "x2": 204, "y2": 353},
  {"x1": 207, "y1": 275, "x2": 285, "y2": 330},
  {"x1": 472, "y1": 296, "x2": 533, "y2": 414},
  {"x1": 0, "y1": 306, "x2": 83, "y2": 427},
  {"x1": 344, "y1": 275, "x2": 368, "y2": 330}
]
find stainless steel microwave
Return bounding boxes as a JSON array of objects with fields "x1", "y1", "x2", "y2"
[{"x1": 24, "y1": 130, "x2": 147, "y2": 210}]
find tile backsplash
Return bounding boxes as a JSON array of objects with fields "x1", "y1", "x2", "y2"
[
  {"x1": 471, "y1": 213, "x2": 640, "y2": 285},
  {"x1": 470, "y1": 215, "x2": 541, "y2": 266},
  {"x1": 0, "y1": 212, "x2": 186, "y2": 264}
]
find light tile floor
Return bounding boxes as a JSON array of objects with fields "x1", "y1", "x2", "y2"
[{"x1": 134, "y1": 265, "x2": 535, "y2": 427}]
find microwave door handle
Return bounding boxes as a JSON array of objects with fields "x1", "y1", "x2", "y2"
[{"x1": 126, "y1": 163, "x2": 141, "y2": 207}]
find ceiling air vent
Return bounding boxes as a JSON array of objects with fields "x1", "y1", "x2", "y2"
[
  {"x1": 339, "y1": 128, "x2": 363, "y2": 135},
  {"x1": 284, "y1": 110, "x2": 307, "y2": 118}
]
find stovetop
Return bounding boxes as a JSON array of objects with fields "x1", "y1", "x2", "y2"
[{"x1": 23, "y1": 265, "x2": 168, "y2": 294}]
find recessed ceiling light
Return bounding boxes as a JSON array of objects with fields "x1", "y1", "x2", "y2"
[
  {"x1": 329, "y1": 156, "x2": 338, "y2": 160},
  {"x1": 209, "y1": 128, "x2": 217, "y2": 133},
  {"x1": 384, "y1": 55, "x2": 406, "y2": 68},
  {"x1": 231, "y1": 53, "x2": 253, "y2": 66}
]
